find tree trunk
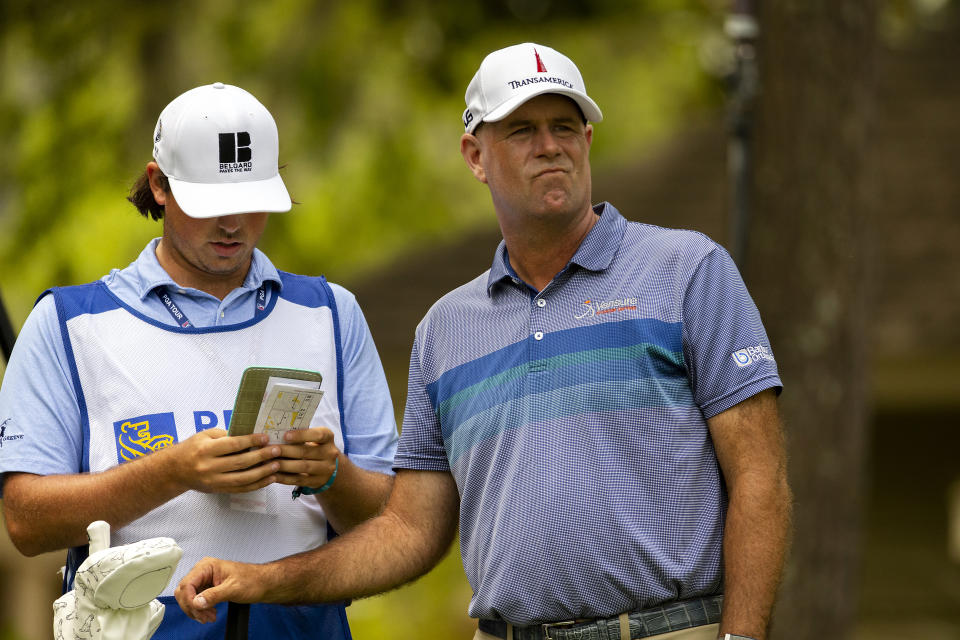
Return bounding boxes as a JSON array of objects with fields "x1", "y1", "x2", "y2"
[{"x1": 745, "y1": 2, "x2": 878, "y2": 638}]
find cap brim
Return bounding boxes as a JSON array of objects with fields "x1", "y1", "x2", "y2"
[
  {"x1": 483, "y1": 87, "x2": 603, "y2": 127},
  {"x1": 167, "y1": 174, "x2": 292, "y2": 219}
]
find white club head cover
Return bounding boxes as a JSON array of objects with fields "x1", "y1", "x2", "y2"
[
  {"x1": 53, "y1": 522, "x2": 182, "y2": 640},
  {"x1": 53, "y1": 593, "x2": 165, "y2": 640}
]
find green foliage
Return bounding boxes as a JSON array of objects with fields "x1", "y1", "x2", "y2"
[
  {"x1": 0, "y1": 1, "x2": 724, "y2": 637},
  {"x1": 0, "y1": 0, "x2": 722, "y2": 329},
  {"x1": 348, "y1": 540, "x2": 476, "y2": 638},
  {"x1": 880, "y1": 0, "x2": 956, "y2": 43},
  {"x1": 0, "y1": 623, "x2": 26, "y2": 640}
]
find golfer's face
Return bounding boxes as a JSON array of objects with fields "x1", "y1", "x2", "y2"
[{"x1": 479, "y1": 94, "x2": 593, "y2": 224}]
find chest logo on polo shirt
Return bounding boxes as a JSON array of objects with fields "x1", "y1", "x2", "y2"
[
  {"x1": 113, "y1": 413, "x2": 178, "y2": 462},
  {"x1": 574, "y1": 297, "x2": 639, "y2": 320}
]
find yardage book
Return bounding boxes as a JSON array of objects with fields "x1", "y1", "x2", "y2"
[{"x1": 227, "y1": 366, "x2": 324, "y2": 444}]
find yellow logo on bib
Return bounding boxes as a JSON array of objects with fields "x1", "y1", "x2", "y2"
[{"x1": 117, "y1": 419, "x2": 175, "y2": 461}]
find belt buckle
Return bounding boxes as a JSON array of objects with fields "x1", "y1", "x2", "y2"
[{"x1": 541, "y1": 620, "x2": 578, "y2": 640}]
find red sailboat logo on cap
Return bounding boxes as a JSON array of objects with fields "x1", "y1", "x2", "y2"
[{"x1": 534, "y1": 49, "x2": 547, "y2": 73}]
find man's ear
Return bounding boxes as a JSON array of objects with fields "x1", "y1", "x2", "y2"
[
  {"x1": 460, "y1": 134, "x2": 487, "y2": 184},
  {"x1": 146, "y1": 162, "x2": 168, "y2": 206}
]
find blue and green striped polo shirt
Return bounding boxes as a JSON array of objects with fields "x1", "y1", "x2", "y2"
[{"x1": 395, "y1": 203, "x2": 781, "y2": 625}]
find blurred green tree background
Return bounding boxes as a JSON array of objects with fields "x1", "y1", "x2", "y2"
[
  {"x1": 0, "y1": 0, "x2": 725, "y2": 326},
  {"x1": 0, "y1": 3, "x2": 731, "y2": 635},
  {"x1": 0, "y1": 0, "x2": 953, "y2": 638},
  {"x1": 0, "y1": 1, "x2": 726, "y2": 638}
]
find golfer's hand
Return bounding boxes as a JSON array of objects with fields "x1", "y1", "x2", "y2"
[
  {"x1": 272, "y1": 427, "x2": 339, "y2": 490},
  {"x1": 169, "y1": 429, "x2": 281, "y2": 494},
  {"x1": 175, "y1": 557, "x2": 266, "y2": 624}
]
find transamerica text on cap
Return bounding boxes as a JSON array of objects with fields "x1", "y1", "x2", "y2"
[{"x1": 507, "y1": 76, "x2": 575, "y2": 90}]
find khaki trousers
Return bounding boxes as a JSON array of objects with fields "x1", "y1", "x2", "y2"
[{"x1": 473, "y1": 622, "x2": 720, "y2": 640}]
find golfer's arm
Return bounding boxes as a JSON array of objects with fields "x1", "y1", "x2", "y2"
[
  {"x1": 708, "y1": 389, "x2": 792, "y2": 639},
  {"x1": 2, "y1": 453, "x2": 184, "y2": 556},
  {"x1": 314, "y1": 455, "x2": 394, "y2": 533},
  {"x1": 260, "y1": 469, "x2": 458, "y2": 603}
]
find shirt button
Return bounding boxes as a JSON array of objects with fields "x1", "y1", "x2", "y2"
[
  {"x1": 534, "y1": 331, "x2": 544, "y2": 341},
  {"x1": 220, "y1": 311, "x2": 225, "y2": 318},
  {"x1": 536, "y1": 299, "x2": 546, "y2": 308},
  {"x1": 177, "y1": 289, "x2": 185, "y2": 294}
]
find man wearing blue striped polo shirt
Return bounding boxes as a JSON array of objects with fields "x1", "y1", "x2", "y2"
[{"x1": 177, "y1": 44, "x2": 791, "y2": 640}]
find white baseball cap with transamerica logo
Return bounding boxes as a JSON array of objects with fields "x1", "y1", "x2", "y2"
[{"x1": 462, "y1": 42, "x2": 603, "y2": 134}]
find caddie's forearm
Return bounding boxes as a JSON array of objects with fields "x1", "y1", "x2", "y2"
[
  {"x1": 718, "y1": 467, "x2": 792, "y2": 639},
  {"x1": 315, "y1": 456, "x2": 394, "y2": 533},
  {"x1": 2, "y1": 449, "x2": 184, "y2": 556}
]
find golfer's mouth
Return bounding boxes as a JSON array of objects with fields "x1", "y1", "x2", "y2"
[{"x1": 535, "y1": 167, "x2": 567, "y2": 178}]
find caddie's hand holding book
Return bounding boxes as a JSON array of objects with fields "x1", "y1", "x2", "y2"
[{"x1": 227, "y1": 367, "x2": 323, "y2": 444}]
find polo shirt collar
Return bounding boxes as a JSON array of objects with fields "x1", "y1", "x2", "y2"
[
  {"x1": 486, "y1": 202, "x2": 627, "y2": 295},
  {"x1": 134, "y1": 237, "x2": 282, "y2": 301}
]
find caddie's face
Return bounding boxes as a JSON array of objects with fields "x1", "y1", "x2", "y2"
[
  {"x1": 153, "y1": 180, "x2": 269, "y2": 298},
  {"x1": 463, "y1": 94, "x2": 593, "y2": 227}
]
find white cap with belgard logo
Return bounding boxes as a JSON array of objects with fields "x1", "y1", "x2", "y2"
[
  {"x1": 152, "y1": 82, "x2": 291, "y2": 219},
  {"x1": 462, "y1": 42, "x2": 603, "y2": 134}
]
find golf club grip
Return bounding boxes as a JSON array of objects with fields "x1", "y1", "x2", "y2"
[
  {"x1": 225, "y1": 602, "x2": 249, "y2": 640},
  {"x1": 86, "y1": 520, "x2": 111, "y2": 554}
]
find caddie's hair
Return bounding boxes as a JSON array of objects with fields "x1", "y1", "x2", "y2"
[{"x1": 127, "y1": 169, "x2": 169, "y2": 221}]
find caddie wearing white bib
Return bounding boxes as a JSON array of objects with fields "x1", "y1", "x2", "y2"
[{"x1": 0, "y1": 83, "x2": 399, "y2": 639}]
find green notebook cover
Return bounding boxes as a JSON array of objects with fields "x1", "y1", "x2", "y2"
[{"x1": 227, "y1": 366, "x2": 323, "y2": 436}]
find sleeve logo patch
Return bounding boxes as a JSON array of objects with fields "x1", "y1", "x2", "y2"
[
  {"x1": 0, "y1": 418, "x2": 23, "y2": 447},
  {"x1": 732, "y1": 345, "x2": 775, "y2": 368}
]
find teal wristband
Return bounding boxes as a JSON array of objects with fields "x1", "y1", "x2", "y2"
[{"x1": 292, "y1": 456, "x2": 338, "y2": 499}]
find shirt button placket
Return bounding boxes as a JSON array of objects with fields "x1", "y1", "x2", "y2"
[
  {"x1": 530, "y1": 296, "x2": 547, "y2": 373},
  {"x1": 533, "y1": 296, "x2": 546, "y2": 342}
]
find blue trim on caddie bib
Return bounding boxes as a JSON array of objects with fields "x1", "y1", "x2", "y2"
[
  {"x1": 40, "y1": 282, "x2": 119, "y2": 317},
  {"x1": 45, "y1": 284, "x2": 110, "y2": 596},
  {"x1": 278, "y1": 272, "x2": 348, "y2": 546},
  {"x1": 279, "y1": 272, "x2": 349, "y2": 456},
  {"x1": 51, "y1": 274, "x2": 339, "y2": 599},
  {"x1": 52, "y1": 281, "x2": 281, "y2": 335},
  {"x1": 44, "y1": 286, "x2": 103, "y2": 476},
  {"x1": 323, "y1": 278, "x2": 350, "y2": 457},
  {"x1": 276, "y1": 271, "x2": 332, "y2": 308},
  {"x1": 153, "y1": 597, "x2": 353, "y2": 639}
]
